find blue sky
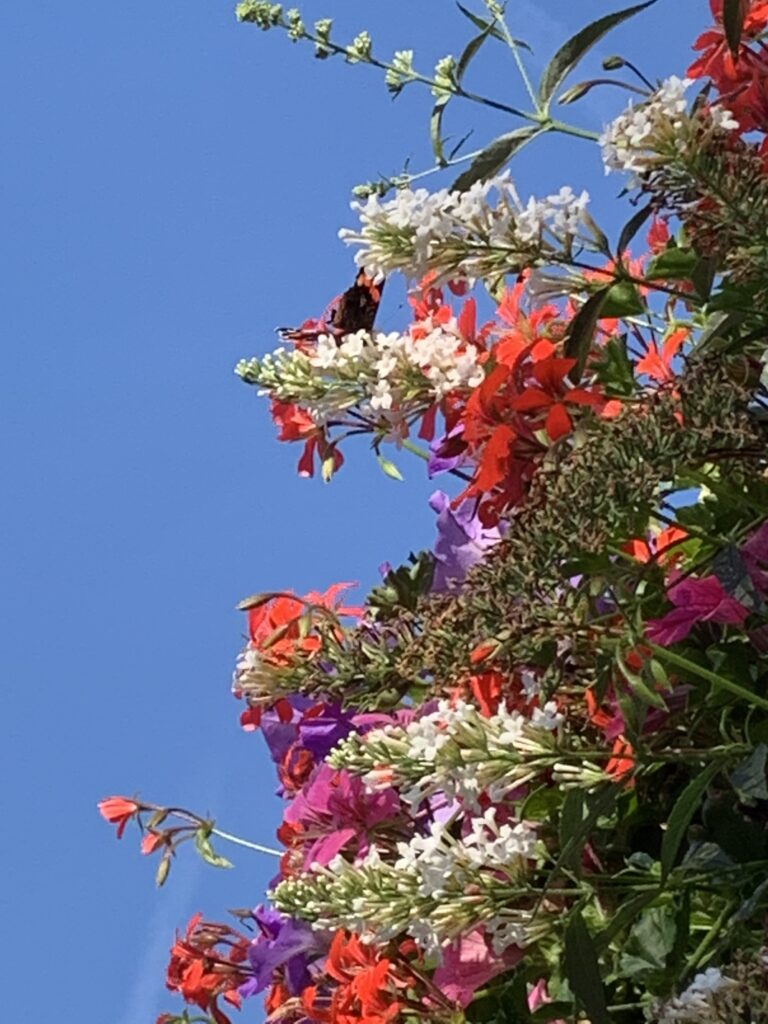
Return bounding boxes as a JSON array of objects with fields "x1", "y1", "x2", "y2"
[{"x1": 0, "y1": 1, "x2": 702, "y2": 1020}]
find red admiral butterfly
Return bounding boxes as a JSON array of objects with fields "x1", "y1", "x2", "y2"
[{"x1": 278, "y1": 270, "x2": 384, "y2": 345}]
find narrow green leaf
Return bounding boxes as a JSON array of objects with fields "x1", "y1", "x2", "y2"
[
  {"x1": 431, "y1": 25, "x2": 494, "y2": 166},
  {"x1": 430, "y1": 97, "x2": 451, "y2": 166},
  {"x1": 452, "y1": 125, "x2": 544, "y2": 191},
  {"x1": 564, "y1": 287, "x2": 610, "y2": 381},
  {"x1": 616, "y1": 202, "x2": 653, "y2": 257},
  {"x1": 455, "y1": 3, "x2": 505, "y2": 42},
  {"x1": 564, "y1": 910, "x2": 611, "y2": 1024},
  {"x1": 724, "y1": 0, "x2": 747, "y2": 55},
  {"x1": 559, "y1": 789, "x2": 585, "y2": 872},
  {"x1": 455, "y1": 3, "x2": 532, "y2": 50},
  {"x1": 539, "y1": 1, "x2": 657, "y2": 108},
  {"x1": 660, "y1": 759, "x2": 723, "y2": 877},
  {"x1": 550, "y1": 786, "x2": 617, "y2": 882}
]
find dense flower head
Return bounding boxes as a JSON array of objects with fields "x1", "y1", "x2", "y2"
[{"x1": 338, "y1": 173, "x2": 590, "y2": 283}]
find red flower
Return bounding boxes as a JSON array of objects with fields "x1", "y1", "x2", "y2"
[
  {"x1": 98, "y1": 796, "x2": 140, "y2": 839},
  {"x1": 689, "y1": 0, "x2": 768, "y2": 131},
  {"x1": 313, "y1": 930, "x2": 416, "y2": 1024},
  {"x1": 141, "y1": 831, "x2": 166, "y2": 855},
  {"x1": 247, "y1": 583, "x2": 361, "y2": 667},
  {"x1": 270, "y1": 399, "x2": 344, "y2": 479},
  {"x1": 636, "y1": 328, "x2": 689, "y2": 384},
  {"x1": 165, "y1": 915, "x2": 251, "y2": 1024}
]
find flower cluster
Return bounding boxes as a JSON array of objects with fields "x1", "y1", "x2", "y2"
[
  {"x1": 102, "y1": 4, "x2": 768, "y2": 1024},
  {"x1": 600, "y1": 75, "x2": 738, "y2": 179},
  {"x1": 338, "y1": 174, "x2": 590, "y2": 283}
]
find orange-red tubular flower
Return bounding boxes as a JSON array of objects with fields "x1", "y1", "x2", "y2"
[{"x1": 98, "y1": 796, "x2": 140, "y2": 839}]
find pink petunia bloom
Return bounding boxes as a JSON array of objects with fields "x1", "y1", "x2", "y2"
[
  {"x1": 433, "y1": 929, "x2": 522, "y2": 1008},
  {"x1": 282, "y1": 764, "x2": 401, "y2": 869},
  {"x1": 646, "y1": 574, "x2": 749, "y2": 646}
]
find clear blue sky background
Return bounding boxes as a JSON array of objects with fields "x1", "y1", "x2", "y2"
[{"x1": 1, "y1": 2, "x2": 701, "y2": 1020}]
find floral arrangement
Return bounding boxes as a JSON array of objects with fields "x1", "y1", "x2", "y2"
[{"x1": 100, "y1": 2, "x2": 768, "y2": 1022}]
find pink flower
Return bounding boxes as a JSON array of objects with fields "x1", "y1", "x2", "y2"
[
  {"x1": 646, "y1": 574, "x2": 749, "y2": 646},
  {"x1": 283, "y1": 764, "x2": 401, "y2": 869},
  {"x1": 433, "y1": 929, "x2": 522, "y2": 1008}
]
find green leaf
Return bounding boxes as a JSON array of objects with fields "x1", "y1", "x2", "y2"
[
  {"x1": 538, "y1": 1, "x2": 657, "y2": 108},
  {"x1": 559, "y1": 789, "x2": 586, "y2": 872},
  {"x1": 550, "y1": 786, "x2": 618, "y2": 882},
  {"x1": 616, "y1": 202, "x2": 653, "y2": 257},
  {"x1": 564, "y1": 288, "x2": 610, "y2": 381},
  {"x1": 455, "y1": 3, "x2": 505, "y2": 43},
  {"x1": 432, "y1": 26, "x2": 494, "y2": 165},
  {"x1": 594, "y1": 889, "x2": 660, "y2": 950},
  {"x1": 377, "y1": 454, "x2": 404, "y2": 481},
  {"x1": 660, "y1": 759, "x2": 723, "y2": 877},
  {"x1": 529, "y1": 1004, "x2": 575, "y2": 1023},
  {"x1": 521, "y1": 783, "x2": 563, "y2": 821},
  {"x1": 600, "y1": 279, "x2": 645, "y2": 318},
  {"x1": 194, "y1": 828, "x2": 234, "y2": 870},
  {"x1": 563, "y1": 910, "x2": 611, "y2": 1024},
  {"x1": 619, "y1": 905, "x2": 676, "y2": 981},
  {"x1": 646, "y1": 246, "x2": 699, "y2": 281},
  {"x1": 729, "y1": 744, "x2": 768, "y2": 804},
  {"x1": 591, "y1": 333, "x2": 637, "y2": 396},
  {"x1": 724, "y1": 0, "x2": 747, "y2": 55},
  {"x1": 455, "y1": 4, "x2": 532, "y2": 50},
  {"x1": 452, "y1": 125, "x2": 545, "y2": 191}
]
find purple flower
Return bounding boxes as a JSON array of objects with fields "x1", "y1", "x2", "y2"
[
  {"x1": 646, "y1": 574, "x2": 749, "y2": 646},
  {"x1": 297, "y1": 703, "x2": 356, "y2": 759},
  {"x1": 429, "y1": 490, "x2": 502, "y2": 592},
  {"x1": 239, "y1": 906, "x2": 325, "y2": 998},
  {"x1": 428, "y1": 424, "x2": 467, "y2": 477}
]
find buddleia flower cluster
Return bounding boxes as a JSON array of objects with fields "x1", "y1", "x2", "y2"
[{"x1": 338, "y1": 173, "x2": 591, "y2": 283}]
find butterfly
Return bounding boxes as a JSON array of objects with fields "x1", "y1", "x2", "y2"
[{"x1": 278, "y1": 270, "x2": 384, "y2": 345}]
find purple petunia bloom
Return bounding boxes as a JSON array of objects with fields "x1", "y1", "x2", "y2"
[
  {"x1": 297, "y1": 704, "x2": 356, "y2": 759},
  {"x1": 429, "y1": 490, "x2": 502, "y2": 592},
  {"x1": 239, "y1": 906, "x2": 325, "y2": 998},
  {"x1": 428, "y1": 424, "x2": 467, "y2": 477}
]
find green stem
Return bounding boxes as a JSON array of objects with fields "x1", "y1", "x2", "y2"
[
  {"x1": 549, "y1": 117, "x2": 601, "y2": 143},
  {"x1": 400, "y1": 437, "x2": 430, "y2": 461},
  {"x1": 493, "y1": 6, "x2": 540, "y2": 110},
  {"x1": 648, "y1": 643, "x2": 768, "y2": 711},
  {"x1": 685, "y1": 899, "x2": 736, "y2": 974}
]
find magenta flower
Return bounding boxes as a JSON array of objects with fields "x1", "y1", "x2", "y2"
[
  {"x1": 742, "y1": 520, "x2": 768, "y2": 595},
  {"x1": 646, "y1": 574, "x2": 749, "y2": 646},
  {"x1": 433, "y1": 929, "x2": 522, "y2": 1007},
  {"x1": 283, "y1": 764, "x2": 401, "y2": 869}
]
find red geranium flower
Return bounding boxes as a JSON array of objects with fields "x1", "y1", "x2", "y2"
[{"x1": 98, "y1": 796, "x2": 140, "y2": 839}]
